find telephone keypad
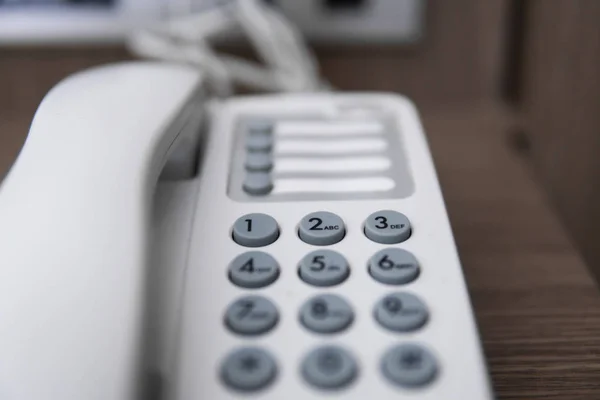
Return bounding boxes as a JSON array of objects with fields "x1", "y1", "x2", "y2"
[
  {"x1": 302, "y1": 346, "x2": 358, "y2": 390},
  {"x1": 232, "y1": 213, "x2": 279, "y2": 247},
  {"x1": 299, "y1": 294, "x2": 354, "y2": 334},
  {"x1": 229, "y1": 251, "x2": 280, "y2": 289},
  {"x1": 225, "y1": 295, "x2": 279, "y2": 336},
  {"x1": 298, "y1": 211, "x2": 345, "y2": 246},
  {"x1": 221, "y1": 347, "x2": 278, "y2": 392},
  {"x1": 223, "y1": 210, "x2": 439, "y2": 392},
  {"x1": 298, "y1": 250, "x2": 350, "y2": 287}
]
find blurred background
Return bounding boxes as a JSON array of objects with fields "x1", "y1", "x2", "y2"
[{"x1": 1, "y1": 0, "x2": 600, "y2": 397}]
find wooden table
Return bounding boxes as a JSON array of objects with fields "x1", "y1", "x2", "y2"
[{"x1": 2, "y1": 102, "x2": 600, "y2": 398}]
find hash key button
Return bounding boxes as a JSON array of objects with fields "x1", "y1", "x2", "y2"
[
  {"x1": 381, "y1": 344, "x2": 438, "y2": 388},
  {"x1": 364, "y1": 210, "x2": 411, "y2": 244},
  {"x1": 369, "y1": 248, "x2": 420, "y2": 285},
  {"x1": 298, "y1": 212, "x2": 345, "y2": 246}
]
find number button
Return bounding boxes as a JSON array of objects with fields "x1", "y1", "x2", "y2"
[
  {"x1": 225, "y1": 296, "x2": 279, "y2": 335},
  {"x1": 300, "y1": 294, "x2": 353, "y2": 334},
  {"x1": 221, "y1": 347, "x2": 277, "y2": 392},
  {"x1": 298, "y1": 250, "x2": 350, "y2": 287},
  {"x1": 374, "y1": 292, "x2": 428, "y2": 332},
  {"x1": 229, "y1": 251, "x2": 280, "y2": 288},
  {"x1": 368, "y1": 248, "x2": 420, "y2": 285},
  {"x1": 381, "y1": 344, "x2": 438, "y2": 388},
  {"x1": 298, "y1": 212, "x2": 345, "y2": 246},
  {"x1": 232, "y1": 213, "x2": 279, "y2": 247},
  {"x1": 364, "y1": 210, "x2": 411, "y2": 244},
  {"x1": 302, "y1": 346, "x2": 358, "y2": 390}
]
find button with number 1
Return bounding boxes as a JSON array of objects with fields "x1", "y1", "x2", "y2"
[{"x1": 232, "y1": 213, "x2": 279, "y2": 247}]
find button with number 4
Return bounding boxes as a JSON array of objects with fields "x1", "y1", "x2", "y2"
[
  {"x1": 369, "y1": 248, "x2": 420, "y2": 285},
  {"x1": 364, "y1": 210, "x2": 411, "y2": 244},
  {"x1": 229, "y1": 251, "x2": 280, "y2": 288}
]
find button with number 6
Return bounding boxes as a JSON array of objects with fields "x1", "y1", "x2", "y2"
[
  {"x1": 364, "y1": 210, "x2": 411, "y2": 244},
  {"x1": 368, "y1": 248, "x2": 420, "y2": 285}
]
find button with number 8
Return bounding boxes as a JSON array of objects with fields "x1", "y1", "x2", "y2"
[
  {"x1": 364, "y1": 210, "x2": 411, "y2": 244},
  {"x1": 369, "y1": 248, "x2": 420, "y2": 285},
  {"x1": 300, "y1": 294, "x2": 354, "y2": 334}
]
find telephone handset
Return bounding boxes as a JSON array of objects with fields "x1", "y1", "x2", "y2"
[{"x1": 0, "y1": 62, "x2": 493, "y2": 399}]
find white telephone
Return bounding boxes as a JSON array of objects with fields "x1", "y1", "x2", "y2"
[
  {"x1": 0, "y1": 61, "x2": 493, "y2": 400},
  {"x1": 0, "y1": 2, "x2": 493, "y2": 399}
]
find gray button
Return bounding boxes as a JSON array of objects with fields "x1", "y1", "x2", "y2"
[
  {"x1": 300, "y1": 294, "x2": 353, "y2": 334},
  {"x1": 245, "y1": 152, "x2": 273, "y2": 172},
  {"x1": 221, "y1": 347, "x2": 277, "y2": 392},
  {"x1": 299, "y1": 250, "x2": 349, "y2": 287},
  {"x1": 232, "y1": 213, "x2": 279, "y2": 247},
  {"x1": 381, "y1": 344, "x2": 438, "y2": 388},
  {"x1": 364, "y1": 210, "x2": 411, "y2": 244},
  {"x1": 374, "y1": 292, "x2": 428, "y2": 332},
  {"x1": 298, "y1": 212, "x2": 345, "y2": 246},
  {"x1": 302, "y1": 346, "x2": 357, "y2": 390},
  {"x1": 368, "y1": 248, "x2": 420, "y2": 285},
  {"x1": 229, "y1": 251, "x2": 279, "y2": 288},
  {"x1": 225, "y1": 296, "x2": 279, "y2": 335},
  {"x1": 246, "y1": 132, "x2": 273, "y2": 152},
  {"x1": 247, "y1": 120, "x2": 274, "y2": 134},
  {"x1": 243, "y1": 172, "x2": 273, "y2": 196}
]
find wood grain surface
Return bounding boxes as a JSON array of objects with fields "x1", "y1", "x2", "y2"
[
  {"x1": 425, "y1": 105, "x2": 600, "y2": 399},
  {"x1": 520, "y1": 0, "x2": 600, "y2": 284}
]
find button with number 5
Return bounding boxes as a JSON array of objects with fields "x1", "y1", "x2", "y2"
[
  {"x1": 364, "y1": 210, "x2": 411, "y2": 244},
  {"x1": 299, "y1": 250, "x2": 350, "y2": 287},
  {"x1": 368, "y1": 248, "x2": 420, "y2": 285}
]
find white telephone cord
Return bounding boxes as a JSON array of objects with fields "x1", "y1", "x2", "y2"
[{"x1": 127, "y1": 0, "x2": 327, "y2": 97}]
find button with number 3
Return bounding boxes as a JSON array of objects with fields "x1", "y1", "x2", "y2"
[
  {"x1": 368, "y1": 248, "x2": 420, "y2": 285},
  {"x1": 232, "y1": 213, "x2": 279, "y2": 247},
  {"x1": 364, "y1": 210, "x2": 411, "y2": 244}
]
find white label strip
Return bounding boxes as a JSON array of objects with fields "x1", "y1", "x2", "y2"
[
  {"x1": 275, "y1": 120, "x2": 384, "y2": 137},
  {"x1": 275, "y1": 138, "x2": 388, "y2": 155},
  {"x1": 274, "y1": 156, "x2": 391, "y2": 173},
  {"x1": 272, "y1": 177, "x2": 395, "y2": 194}
]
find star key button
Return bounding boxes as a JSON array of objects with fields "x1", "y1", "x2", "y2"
[{"x1": 221, "y1": 347, "x2": 277, "y2": 392}]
